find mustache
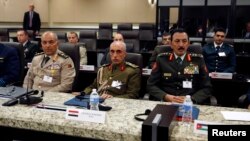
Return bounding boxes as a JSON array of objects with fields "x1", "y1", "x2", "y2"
[{"x1": 178, "y1": 47, "x2": 185, "y2": 50}]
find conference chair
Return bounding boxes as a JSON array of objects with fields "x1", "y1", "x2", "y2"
[
  {"x1": 0, "y1": 28, "x2": 9, "y2": 41},
  {"x1": 58, "y1": 43, "x2": 80, "y2": 92},
  {"x1": 98, "y1": 23, "x2": 113, "y2": 40},
  {"x1": 56, "y1": 32, "x2": 67, "y2": 43},
  {"x1": 120, "y1": 31, "x2": 140, "y2": 53},
  {"x1": 139, "y1": 23, "x2": 155, "y2": 40},
  {"x1": 79, "y1": 30, "x2": 97, "y2": 51},
  {"x1": 206, "y1": 38, "x2": 234, "y2": 46},
  {"x1": 1, "y1": 42, "x2": 24, "y2": 86},
  {"x1": 117, "y1": 23, "x2": 133, "y2": 33}
]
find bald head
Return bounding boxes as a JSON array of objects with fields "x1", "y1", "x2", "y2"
[{"x1": 41, "y1": 31, "x2": 58, "y2": 56}]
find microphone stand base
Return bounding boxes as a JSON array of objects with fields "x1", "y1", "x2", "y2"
[{"x1": 19, "y1": 96, "x2": 43, "y2": 105}]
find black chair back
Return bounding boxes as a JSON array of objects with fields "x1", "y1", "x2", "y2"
[
  {"x1": 98, "y1": 23, "x2": 113, "y2": 40},
  {"x1": 117, "y1": 23, "x2": 133, "y2": 32},
  {"x1": 0, "y1": 28, "x2": 9, "y2": 41},
  {"x1": 79, "y1": 30, "x2": 97, "y2": 51},
  {"x1": 139, "y1": 23, "x2": 155, "y2": 40},
  {"x1": 58, "y1": 43, "x2": 80, "y2": 91},
  {"x1": 120, "y1": 31, "x2": 140, "y2": 53}
]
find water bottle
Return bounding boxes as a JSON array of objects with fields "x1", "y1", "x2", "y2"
[
  {"x1": 89, "y1": 89, "x2": 99, "y2": 111},
  {"x1": 182, "y1": 95, "x2": 193, "y2": 128}
]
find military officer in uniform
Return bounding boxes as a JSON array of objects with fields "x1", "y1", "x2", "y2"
[
  {"x1": 0, "y1": 43, "x2": 20, "y2": 86},
  {"x1": 23, "y1": 31, "x2": 75, "y2": 92},
  {"x1": 147, "y1": 29, "x2": 212, "y2": 104},
  {"x1": 202, "y1": 27, "x2": 236, "y2": 73},
  {"x1": 83, "y1": 41, "x2": 141, "y2": 99}
]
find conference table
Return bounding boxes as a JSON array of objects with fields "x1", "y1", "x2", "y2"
[{"x1": 0, "y1": 92, "x2": 249, "y2": 141}]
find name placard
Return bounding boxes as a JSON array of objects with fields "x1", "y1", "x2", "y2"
[
  {"x1": 209, "y1": 72, "x2": 233, "y2": 79},
  {"x1": 65, "y1": 108, "x2": 106, "y2": 123},
  {"x1": 142, "y1": 68, "x2": 152, "y2": 75},
  {"x1": 80, "y1": 65, "x2": 95, "y2": 71}
]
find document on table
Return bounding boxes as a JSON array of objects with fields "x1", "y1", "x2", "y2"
[{"x1": 221, "y1": 111, "x2": 250, "y2": 121}]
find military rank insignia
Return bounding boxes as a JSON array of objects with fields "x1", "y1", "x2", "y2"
[{"x1": 184, "y1": 63, "x2": 199, "y2": 74}]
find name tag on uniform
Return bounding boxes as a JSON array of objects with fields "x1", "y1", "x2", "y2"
[
  {"x1": 218, "y1": 52, "x2": 226, "y2": 57},
  {"x1": 183, "y1": 81, "x2": 192, "y2": 88},
  {"x1": 43, "y1": 75, "x2": 53, "y2": 83}
]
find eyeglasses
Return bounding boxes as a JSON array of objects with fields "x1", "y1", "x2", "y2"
[
  {"x1": 41, "y1": 40, "x2": 57, "y2": 46},
  {"x1": 110, "y1": 49, "x2": 123, "y2": 55}
]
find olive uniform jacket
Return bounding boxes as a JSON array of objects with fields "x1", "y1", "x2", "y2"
[
  {"x1": 84, "y1": 62, "x2": 141, "y2": 99},
  {"x1": 23, "y1": 50, "x2": 75, "y2": 92},
  {"x1": 147, "y1": 52, "x2": 212, "y2": 104}
]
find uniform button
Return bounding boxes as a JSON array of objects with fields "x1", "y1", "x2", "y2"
[
  {"x1": 178, "y1": 72, "x2": 181, "y2": 75},
  {"x1": 216, "y1": 60, "x2": 218, "y2": 62},
  {"x1": 109, "y1": 77, "x2": 112, "y2": 79},
  {"x1": 215, "y1": 67, "x2": 217, "y2": 69},
  {"x1": 176, "y1": 87, "x2": 179, "y2": 90}
]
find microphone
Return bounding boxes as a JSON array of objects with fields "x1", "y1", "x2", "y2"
[{"x1": 19, "y1": 72, "x2": 43, "y2": 105}]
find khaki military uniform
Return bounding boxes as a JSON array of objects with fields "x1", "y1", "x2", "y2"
[
  {"x1": 147, "y1": 52, "x2": 212, "y2": 104},
  {"x1": 23, "y1": 50, "x2": 75, "y2": 92},
  {"x1": 84, "y1": 62, "x2": 141, "y2": 99}
]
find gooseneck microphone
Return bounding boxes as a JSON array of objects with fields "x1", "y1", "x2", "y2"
[{"x1": 19, "y1": 72, "x2": 43, "y2": 105}]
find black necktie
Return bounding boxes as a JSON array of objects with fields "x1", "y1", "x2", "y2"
[
  {"x1": 41, "y1": 56, "x2": 50, "y2": 67},
  {"x1": 216, "y1": 46, "x2": 220, "y2": 52},
  {"x1": 176, "y1": 57, "x2": 182, "y2": 66}
]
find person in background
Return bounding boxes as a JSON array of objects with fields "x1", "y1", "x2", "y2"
[
  {"x1": 243, "y1": 21, "x2": 250, "y2": 39},
  {"x1": 202, "y1": 27, "x2": 236, "y2": 73},
  {"x1": 149, "y1": 32, "x2": 171, "y2": 68},
  {"x1": 23, "y1": 3, "x2": 41, "y2": 36},
  {"x1": 100, "y1": 33, "x2": 124, "y2": 65},
  {"x1": 23, "y1": 31, "x2": 75, "y2": 92},
  {"x1": 17, "y1": 29, "x2": 40, "y2": 65},
  {"x1": 0, "y1": 43, "x2": 20, "y2": 87},
  {"x1": 147, "y1": 28, "x2": 212, "y2": 104},
  {"x1": 67, "y1": 31, "x2": 87, "y2": 65},
  {"x1": 83, "y1": 41, "x2": 141, "y2": 99}
]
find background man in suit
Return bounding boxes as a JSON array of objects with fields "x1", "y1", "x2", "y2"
[
  {"x1": 67, "y1": 31, "x2": 87, "y2": 65},
  {"x1": 0, "y1": 43, "x2": 20, "y2": 87},
  {"x1": 83, "y1": 41, "x2": 141, "y2": 99},
  {"x1": 23, "y1": 31, "x2": 75, "y2": 92},
  {"x1": 17, "y1": 29, "x2": 40, "y2": 65},
  {"x1": 202, "y1": 27, "x2": 236, "y2": 73},
  {"x1": 147, "y1": 28, "x2": 212, "y2": 104},
  {"x1": 23, "y1": 3, "x2": 41, "y2": 35}
]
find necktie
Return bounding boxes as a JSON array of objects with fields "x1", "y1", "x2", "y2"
[
  {"x1": 216, "y1": 46, "x2": 220, "y2": 52},
  {"x1": 29, "y1": 12, "x2": 33, "y2": 27},
  {"x1": 176, "y1": 57, "x2": 182, "y2": 66},
  {"x1": 41, "y1": 56, "x2": 50, "y2": 67}
]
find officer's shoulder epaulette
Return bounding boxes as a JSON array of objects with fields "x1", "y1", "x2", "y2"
[
  {"x1": 58, "y1": 52, "x2": 69, "y2": 59},
  {"x1": 157, "y1": 52, "x2": 172, "y2": 57},
  {"x1": 190, "y1": 53, "x2": 203, "y2": 58},
  {"x1": 101, "y1": 63, "x2": 110, "y2": 67},
  {"x1": 35, "y1": 52, "x2": 44, "y2": 56},
  {"x1": 125, "y1": 62, "x2": 139, "y2": 68}
]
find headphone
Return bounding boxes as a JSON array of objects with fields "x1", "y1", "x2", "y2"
[{"x1": 134, "y1": 109, "x2": 151, "y2": 121}]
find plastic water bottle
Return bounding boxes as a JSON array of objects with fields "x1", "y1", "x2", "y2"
[
  {"x1": 89, "y1": 89, "x2": 99, "y2": 111},
  {"x1": 182, "y1": 95, "x2": 193, "y2": 128}
]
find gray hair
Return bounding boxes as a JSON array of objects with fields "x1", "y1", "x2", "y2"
[{"x1": 110, "y1": 41, "x2": 127, "y2": 51}]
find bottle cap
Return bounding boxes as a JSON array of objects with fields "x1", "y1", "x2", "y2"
[{"x1": 92, "y1": 89, "x2": 97, "y2": 92}]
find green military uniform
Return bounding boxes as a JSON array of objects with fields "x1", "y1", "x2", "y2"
[
  {"x1": 147, "y1": 52, "x2": 212, "y2": 104},
  {"x1": 23, "y1": 50, "x2": 75, "y2": 92},
  {"x1": 84, "y1": 62, "x2": 141, "y2": 99}
]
